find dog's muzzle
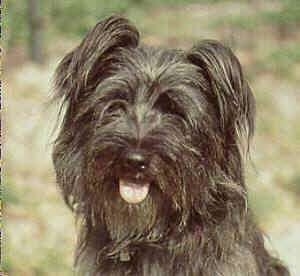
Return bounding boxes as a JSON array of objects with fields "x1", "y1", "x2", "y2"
[{"x1": 118, "y1": 150, "x2": 151, "y2": 204}]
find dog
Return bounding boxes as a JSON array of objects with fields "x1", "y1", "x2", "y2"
[{"x1": 52, "y1": 16, "x2": 290, "y2": 275}]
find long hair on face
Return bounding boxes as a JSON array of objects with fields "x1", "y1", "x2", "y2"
[{"x1": 52, "y1": 16, "x2": 289, "y2": 276}]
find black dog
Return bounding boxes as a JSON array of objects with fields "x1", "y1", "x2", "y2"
[{"x1": 53, "y1": 16, "x2": 289, "y2": 275}]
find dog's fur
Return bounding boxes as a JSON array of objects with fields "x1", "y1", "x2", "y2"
[{"x1": 52, "y1": 16, "x2": 289, "y2": 275}]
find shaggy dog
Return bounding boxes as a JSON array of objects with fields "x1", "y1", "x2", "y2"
[{"x1": 52, "y1": 16, "x2": 289, "y2": 275}]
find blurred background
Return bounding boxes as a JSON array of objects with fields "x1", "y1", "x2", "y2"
[{"x1": 3, "y1": 0, "x2": 300, "y2": 275}]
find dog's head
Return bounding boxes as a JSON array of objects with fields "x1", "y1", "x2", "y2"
[{"x1": 53, "y1": 16, "x2": 255, "y2": 258}]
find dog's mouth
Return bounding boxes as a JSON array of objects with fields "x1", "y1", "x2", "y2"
[{"x1": 119, "y1": 178, "x2": 150, "y2": 204}]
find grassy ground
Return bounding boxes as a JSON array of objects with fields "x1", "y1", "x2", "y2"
[{"x1": 4, "y1": 1, "x2": 300, "y2": 275}]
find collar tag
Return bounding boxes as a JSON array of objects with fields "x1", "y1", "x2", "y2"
[{"x1": 120, "y1": 249, "x2": 131, "y2": 262}]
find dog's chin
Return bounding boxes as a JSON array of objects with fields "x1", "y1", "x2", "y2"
[
  {"x1": 119, "y1": 178, "x2": 150, "y2": 204},
  {"x1": 100, "y1": 174, "x2": 177, "y2": 240}
]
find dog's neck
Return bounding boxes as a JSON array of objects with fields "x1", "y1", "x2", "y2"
[{"x1": 117, "y1": 223, "x2": 203, "y2": 262}]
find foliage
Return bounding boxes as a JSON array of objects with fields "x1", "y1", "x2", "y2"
[
  {"x1": 288, "y1": 174, "x2": 300, "y2": 198},
  {"x1": 258, "y1": 45, "x2": 300, "y2": 78},
  {"x1": 6, "y1": 0, "x2": 204, "y2": 47},
  {"x1": 211, "y1": 0, "x2": 300, "y2": 31},
  {"x1": 4, "y1": 0, "x2": 28, "y2": 46},
  {"x1": 263, "y1": 0, "x2": 300, "y2": 27}
]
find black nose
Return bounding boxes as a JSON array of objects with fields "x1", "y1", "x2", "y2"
[{"x1": 123, "y1": 150, "x2": 149, "y2": 171}]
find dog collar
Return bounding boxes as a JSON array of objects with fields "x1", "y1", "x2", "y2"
[
  {"x1": 117, "y1": 225, "x2": 202, "y2": 263},
  {"x1": 119, "y1": 248, "x2": 131, "y2": 262}
]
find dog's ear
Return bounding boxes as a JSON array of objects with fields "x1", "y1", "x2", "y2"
[
  {"x1": 52, "y1": 17, "x2": 139, "y2": 209},
  {"x1": 186, "y1": 40, "x2": 255, "y2": 155},
  {"x1": 54, "y1": 15, "x2": 139, "y2": 105}
]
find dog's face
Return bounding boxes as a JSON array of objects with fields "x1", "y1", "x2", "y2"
[{"x1": 53, "y1": 16, "x2": 255, "y2": 255}]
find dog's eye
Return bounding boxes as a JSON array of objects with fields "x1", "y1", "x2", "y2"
[
  {"x1": 106, "y1": 101, "x2": 125, "y2": 114},
  {"x1": 154, "y1": 94, "x2": 185, "y2": 119}
]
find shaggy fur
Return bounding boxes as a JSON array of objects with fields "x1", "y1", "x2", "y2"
[{"x1": 52, "y1": 16, "x2": 289, "y2": 276}]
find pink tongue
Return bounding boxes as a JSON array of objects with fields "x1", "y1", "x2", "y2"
[{"x1": 119, "y1": 179, "x2": 150, "y2": 204}]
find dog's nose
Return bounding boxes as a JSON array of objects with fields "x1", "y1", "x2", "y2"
[{"x1": 123, "y1": 150, "x2": 149, "y2": 171}]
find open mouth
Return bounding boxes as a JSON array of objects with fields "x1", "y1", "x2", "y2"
[{"x1": 119, "y1": 178, "x2": 150, "y2": 204}]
